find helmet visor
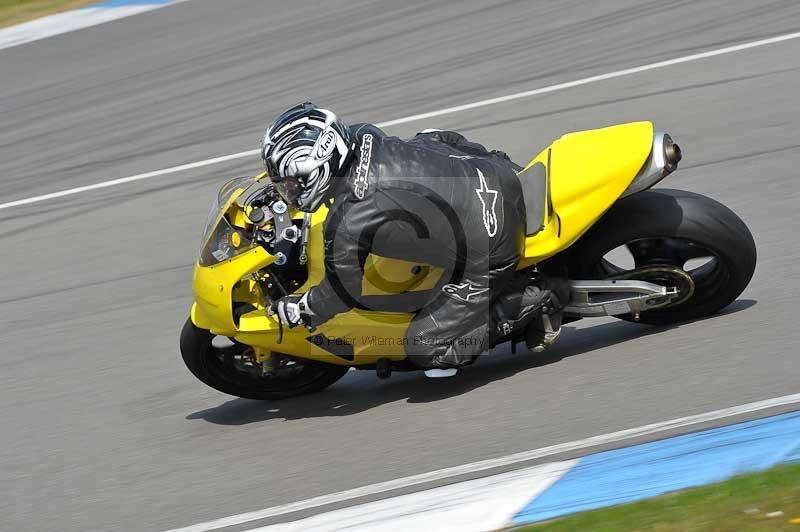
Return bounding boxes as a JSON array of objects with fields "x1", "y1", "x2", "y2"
[{"x1": 269, "y1": 173, "x2": 303, "y2": 207}]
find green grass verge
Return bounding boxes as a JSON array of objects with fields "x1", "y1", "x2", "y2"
[
  {"x1": 519, "y1": 462, "x2": 800, "y2": 532},
  {"x1": 0, "y1": 0, "x2": 98, "y2": 28}
]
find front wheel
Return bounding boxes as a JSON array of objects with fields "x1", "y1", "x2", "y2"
[
  {"x1": 568, "y1": 189, "x2": 756, "y2": 325},
  {"x1": 180, "y1": 319, "x2": 349, "y2": 400}
]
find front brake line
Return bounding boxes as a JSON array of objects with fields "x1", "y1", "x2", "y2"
[{"x1": 299, "y1": 213, "x2": 311, "y2": 265}]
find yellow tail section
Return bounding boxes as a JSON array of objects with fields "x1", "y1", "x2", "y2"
[{"x1": 519, "y1": 121, "x2": 654, "y2": 268}]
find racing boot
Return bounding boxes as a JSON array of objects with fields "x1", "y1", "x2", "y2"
[
  {"x1": 491, "y1": 272, "x2": 561, "y2": 343},
  {"x1": 424, "y1": 368, "x2": 458, "y2": 378}
]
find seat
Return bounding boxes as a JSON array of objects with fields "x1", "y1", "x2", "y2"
[{"x1": 517, "y1": 162, "x2": 547, "y2": 236}]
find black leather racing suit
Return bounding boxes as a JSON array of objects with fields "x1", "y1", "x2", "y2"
[{"x1": 304, "y1": 124, "x2": 526, "y2": 369}]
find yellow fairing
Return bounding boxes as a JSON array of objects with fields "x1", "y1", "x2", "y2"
[
  {"x1": 191, "y1": 246, "x2": 275, "y2": 335},
  {"x1": 192, "y1": 202, "x2": 417, "y2": 366},
  {"x1": 519, "y1": 121, "x2": 654, "y2": 268},
  {"x1": 234, "y1": 309, "x2": 412, "y2": 366},
  {"x1": 361, "y1": 255, "x2": 443, "y2": 295}
]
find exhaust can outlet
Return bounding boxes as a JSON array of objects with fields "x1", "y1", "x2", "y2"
[{"x1": 663, "y1": 134, "x2": 682, "y2": 171}]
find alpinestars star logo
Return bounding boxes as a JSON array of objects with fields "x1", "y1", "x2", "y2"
[
  {"x1": 475, "y1": 168, "x2": 499, "y2": 237},
  {"x1": 443, "y1": 281, "x2": 490, "y2": 302},
  {"x1": 353, "y1": 134, "x2": 373, "y2": 200}
]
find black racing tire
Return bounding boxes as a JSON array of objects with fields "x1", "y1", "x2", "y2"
[
  {"x1": 180, "y1": 318, "x2": 349, "y2": 400},
  {"x1": 568, "y1": 189, "x2": 756, "y2": 325}
]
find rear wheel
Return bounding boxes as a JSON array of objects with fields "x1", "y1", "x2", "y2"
[
  {"x1": 568, "y1": 189, "x2": 756, "y2": 325},
  {"x1": 180, "y1": 318, "x2": 349, "y2": 400}
]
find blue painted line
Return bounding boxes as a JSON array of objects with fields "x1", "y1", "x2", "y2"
[
  {"x1": 513, "y1": 411, "x2": 800, "y2": 524},
  {"x1": 90, "y1": 0, "x2": 175, "y2": 8}
]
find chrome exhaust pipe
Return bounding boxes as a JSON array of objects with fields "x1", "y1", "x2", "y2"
[{"x1": 622, "y1": 132, "x2": 682, "y2": 197}]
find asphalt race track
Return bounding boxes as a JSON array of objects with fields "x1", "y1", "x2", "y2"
[{"x1": 2, "y1": 1, "x2": 800, "y2": 531}]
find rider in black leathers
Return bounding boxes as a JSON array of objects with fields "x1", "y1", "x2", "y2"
[{"x1": 263, "y1": 103, "x2": 562, "y2": 370}]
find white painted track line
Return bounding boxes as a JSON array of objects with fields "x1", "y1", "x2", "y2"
[
  {"x1": 244, "y1": 460, "x2": 578, "y2": 532},
  {"x1": 379, "y1": 30, "x2": 800, "y2": 127},
  {"x1": 0, "y1": 149, "x2": 260, "y2": 211},
  {"x1": 3, "y1": 30, "x2": 800, "y2": 212},
  {"x1": 163, "y1": 392, "x2": 800, "y2": 532}
]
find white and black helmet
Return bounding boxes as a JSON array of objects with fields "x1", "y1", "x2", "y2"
[{"x1": 261, "y1": 102, "x2": 354, "y2": 212}]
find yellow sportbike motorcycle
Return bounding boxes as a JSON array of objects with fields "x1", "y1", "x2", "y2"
[{"x1": 181, "y1": 121, "x2": 756, "y2": 400}]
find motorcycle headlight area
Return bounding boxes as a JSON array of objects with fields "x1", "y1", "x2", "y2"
[{"x1": 199, "y1": 177, "x2": 258, "y2": 266}]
